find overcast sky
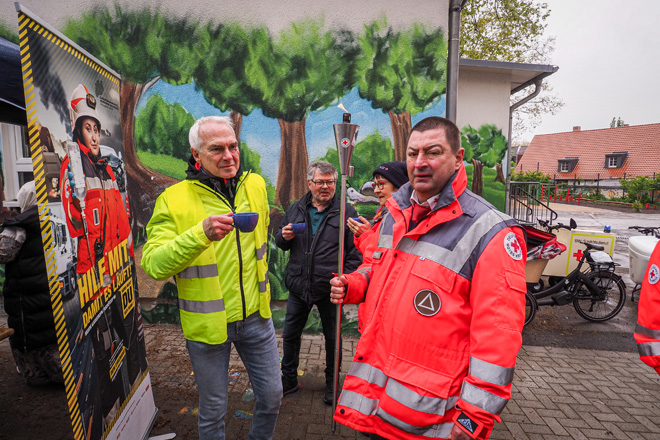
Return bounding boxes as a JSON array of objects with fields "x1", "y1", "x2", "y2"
[{"x1": 524, "y1": 0, "x2": 660, "y2": 140}]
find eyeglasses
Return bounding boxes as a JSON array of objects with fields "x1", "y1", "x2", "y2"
[
  {"x1": 310, "y1": 180, "x2": 336, "y2": 187},
  {"x1": 373, "y1": 180, "x2": 390, "y2": 190}
]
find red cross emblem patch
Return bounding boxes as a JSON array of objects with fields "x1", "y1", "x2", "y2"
[
  {"x1": 504, "y1": 232, "x2": 523, "y2": 260},
  {"x1": 649, "y1": 264, "x2": 659, "y2": 285},
  {"x1": 341, "y1": 138, "x2": 350, "y2": 148}
]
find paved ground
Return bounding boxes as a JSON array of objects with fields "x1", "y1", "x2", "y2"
[
  {"x1": 3, "y1": 324, "x2": 660, "y2": 440},
  {"x1": 2, "y1": 204, "x2": 660, "y2": 439}
]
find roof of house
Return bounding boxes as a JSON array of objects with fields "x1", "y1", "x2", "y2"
[{"x1": 515, "y1": 123, "x2": 660, "y2": 179}]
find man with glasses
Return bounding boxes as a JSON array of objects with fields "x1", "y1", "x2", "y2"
[{"x1": 275, "y1": 160, "x2": 362, "y2": 404}]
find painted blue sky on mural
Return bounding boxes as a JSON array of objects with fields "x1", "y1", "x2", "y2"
[{"x1": 138, "y1": 81, "x2": 446, "y2": 184}]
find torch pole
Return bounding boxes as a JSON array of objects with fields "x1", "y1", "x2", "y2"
[
  {"x1": 332, "y1": 171, "x2": 348, "y2": 432},
  {"x1": 331, "y1": 113, "x2": 358, "y2": 433}
]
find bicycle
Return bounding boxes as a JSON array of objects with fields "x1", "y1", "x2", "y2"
[
  {"x1": 524, "y1": 240, "x2": 626, "y2": 327},
  {"x1": 628, "y1": 225, "x2": 660, "y2": 238}
]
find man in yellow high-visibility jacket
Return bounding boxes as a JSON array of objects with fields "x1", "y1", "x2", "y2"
[{"x1": 142, "y1": 116, "x2": 282, "y2": 440}]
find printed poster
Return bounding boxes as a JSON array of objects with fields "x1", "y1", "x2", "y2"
[{"x1": 15, "y1": 4, "x2": 156, "y2": 440}]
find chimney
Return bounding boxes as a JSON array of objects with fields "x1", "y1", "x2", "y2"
[{"x1": 572, "y1": 126, "x2": 581, "y2": 132}]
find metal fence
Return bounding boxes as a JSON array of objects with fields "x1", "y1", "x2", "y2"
[{"x1": 508, "y1": 181, "x2": 558, "y2": 226}]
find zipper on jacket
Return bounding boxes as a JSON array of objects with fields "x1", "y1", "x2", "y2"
[{"x1": 194, "y1": 173, "x2": 249, "y2": 320}]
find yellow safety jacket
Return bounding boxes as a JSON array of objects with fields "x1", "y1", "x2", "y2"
[{"x1": 141, "y1": 171, "x2": 271, "y2": 344}]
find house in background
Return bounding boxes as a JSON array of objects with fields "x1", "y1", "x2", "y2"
[
  {"x1": 510, "y1": 145, "x2": 528, "y2": 165},
  {"x1": 516, "y1": 123, "x2": 660, "y2": 194}
]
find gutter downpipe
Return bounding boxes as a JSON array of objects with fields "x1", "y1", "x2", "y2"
[
  {"x1": 446, "y1": 0, "x2": 468, "y2": 122},
  {"x1": 505, "y1": 68, "x2": 558, "y2": 215}
]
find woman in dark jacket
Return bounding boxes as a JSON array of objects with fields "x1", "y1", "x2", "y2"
[{"x1": 0, "y1": 181, "x2": 62, "y2": 386}]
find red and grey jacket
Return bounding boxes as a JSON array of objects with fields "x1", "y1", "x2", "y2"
[
  {"x1": 334, "y1": 164, "x2": 527, "y2": 439},
  {"x1": 60, "y1": 140, "x2": 133, "y2": 276},
  {"x1": 634, "y1": 241, "x2": 660, "y2": 376}
]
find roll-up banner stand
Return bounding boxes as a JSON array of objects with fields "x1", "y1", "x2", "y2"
[{"x1": 14, "y1": 4, "x2": 156, "y2": 439}]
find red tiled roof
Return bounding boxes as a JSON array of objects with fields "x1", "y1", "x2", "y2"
[{"x1": 516, "y1": 123, "x2": 660, "y2": 180}]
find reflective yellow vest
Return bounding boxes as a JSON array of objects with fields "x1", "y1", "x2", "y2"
[{"x1": 142, "y1": 172, "x2": 271, "y2": 344}]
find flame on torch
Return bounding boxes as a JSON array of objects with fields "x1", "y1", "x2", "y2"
[{"x1": 338, "y1": 103, "x2": 349, "y2": 113}]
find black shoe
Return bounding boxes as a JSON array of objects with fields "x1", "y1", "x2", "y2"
[
  {"x1": 323, "y1": 382, "x2": 334, "y2": 405},
  {"x1": 282, "y1": 376, "x2": 299, "y2": 396}
]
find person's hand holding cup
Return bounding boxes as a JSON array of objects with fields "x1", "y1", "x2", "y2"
[{"x1": 347, "y1": 216, "x2": 369, "y2": 237}]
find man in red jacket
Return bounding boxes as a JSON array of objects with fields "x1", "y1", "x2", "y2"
[
  {"x1": 634, "y1": 241, "x2": 660, "y2": 376},
  {"x1": 330, "y1": 117, "x2": 527, "y2": 439}
]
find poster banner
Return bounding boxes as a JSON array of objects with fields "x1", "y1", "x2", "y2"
[{"x1": 15, "y1": 4, "x2": 156, "y2": 440}]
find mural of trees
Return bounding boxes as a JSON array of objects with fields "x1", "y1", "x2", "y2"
[
  {"x1": 62, "y1": 5, "x2": 449, "y2": 225},
  {"x1": 134, "y1": 95, "x2": 195, "y2": 160},
  {"x1": 245, "y1": 21, "x2": 360, "y2": 209},
  {"x1": 357, "y1": 19, "x2": 448, "y2": 161},
  {"x1": 193, "y1": 22, "x2": 259, "y2": 141},
  {"x1": 461, "y1": 124, "x2": 508, "y2": 195}
]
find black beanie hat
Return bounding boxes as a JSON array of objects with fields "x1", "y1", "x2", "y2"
[{"x1": 372, "y1": 161, "x2": 409, "y2": 189}]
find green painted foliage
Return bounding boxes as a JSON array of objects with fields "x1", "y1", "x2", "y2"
[
  {"x1": 461, "y1": 124, "x2": 507, "y2": 168},
  {"x1": 63, "y1": 6, "x2": 203, "y2": 85},
  {"x1": 267, "y1": 233, "x2": 289, "y2": 300},
  {"x1": 321, "y1": 131, "x2": 394, "y2": 189},
  {"x1": 135, "y1": 95, "x2": 195, "y2": 160},
  {"x1": 0, "y1": 23, "x2": 18, "y2": 44},
  {"x1": 357, "y1": 19, "x2": 447, "y2": 115},
  {"x1": 194, "y1": 23, "x2": 258, "y2": 115},
  {"x1": 245, "y1": 20, "x2": 360, "y2": 122}
]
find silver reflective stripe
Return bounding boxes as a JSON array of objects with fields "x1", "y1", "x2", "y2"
[
  {"x1": 379, "y1": 233, "x2": 393, "y2": 249},
  {"x1": 340, "y1": 390, "x2": 454, "y2": 439},
  {"x1": 178, "y1": 264, "x2": 219, "y2": 279},
  {"x1": 386, "y1": 378, "x2": 458, "y2": 415},
  {"x1": 460, "y1": 382, "x2": 508, "y2": 415},
  {"x1": 469, "y1": 357, "x2": 515, "y2": 386},
  {"x1": 347, "y1": 362, "x2": 388, "y2": 388},
  {"x1": 638, "y1": 341, "x2": 660, "y2": 357},
  {"x1": 339, "y1": 389, "x2": 379, "y2": 416},
  {"x1": 356, "y1": 268, "x2": 371, "y2": 285},
  {"x1": 256, "y1": 242, "x2": 267, "y2": 261},
  {"x1": 178, "y1": 298, "x2": 225, "y2": 314},
  {"x1": 103, "y1": 179, "x2": 119, "y2": 191},
  {"x1": 85, "y1": 176, "x2": 103, "y2": 190},
  {"x1": 377, "y1": 408, "x2": 454, "y2": 438},
  {"x1": 396, "y1": 210, "x2": 505, "y2": 273},
  {"x1": 635, "y1": 323, "x2": 660, "y2": 340},
  {"x1": 259, "y1": 272, "x2": 269, "y2": 293}
]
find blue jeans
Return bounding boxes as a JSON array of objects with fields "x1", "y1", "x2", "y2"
[
  {"x1": 186, "y1": 313, "x2": 282, "y2": 440},
  {"x1": 281, "y1": 293, "x2": 340, "y2": 383}
]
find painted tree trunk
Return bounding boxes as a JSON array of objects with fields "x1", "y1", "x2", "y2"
[
  {"x1": 230, "y1": 110, "x2": 242, "y2": 143},
  {"x1": 388, "y1": 110, "x2": 412, "y2": 161},
  {"x1": 275, "y1": 119, "x2": 309, "y2": 210},
  {"x1": 120, "y1": 80, "x2": 177, "y2": 232},
  {"x1": 471, "y1": 159, "x2": 484, "y2": 196},
  {"x1": 494, "y1": 164, "x2": 506, "y2": 184}
]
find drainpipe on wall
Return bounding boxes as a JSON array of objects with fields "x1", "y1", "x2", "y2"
[
  {"x1": 505, "y1": 68, "x2": 558, "y2": 214},
  {"x1": 446, "y1": 0, "x2": 468, "y2": 123}
]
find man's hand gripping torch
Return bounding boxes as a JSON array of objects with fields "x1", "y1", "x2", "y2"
[{"x1": 331, "y1": 113, "x2": 359, "y2": 432}]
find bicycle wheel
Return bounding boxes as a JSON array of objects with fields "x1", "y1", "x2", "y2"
[
  {"x1": 524, "y1": 292, "x2": 537, "y2": 327},
  {"x1": 573, "y1": 271, "x2": 626, "y2": 322}
]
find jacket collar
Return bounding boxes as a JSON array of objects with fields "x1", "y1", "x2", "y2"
[
  {"x1": 389, "y1": 163, "x2": 467, "y2": 214},
  {"x1": 300, "y1": 191, "x2": 340, "y2": 211}
]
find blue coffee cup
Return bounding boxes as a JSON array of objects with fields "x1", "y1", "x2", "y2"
[
  {"x1": 291, "y1": 222, "x2": 306, "y2": 235},
  {"x1": 233, "y1": 212, "x2": 259, "y2": 233}
]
